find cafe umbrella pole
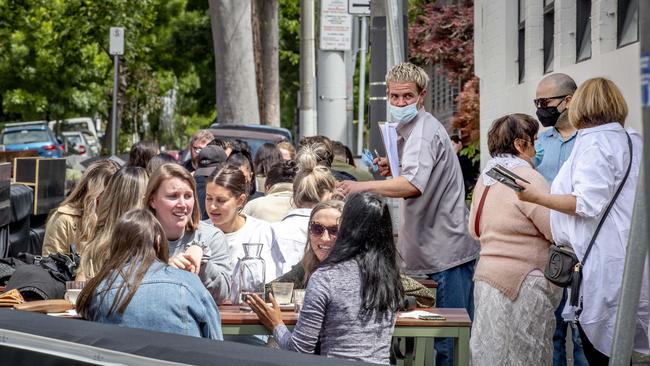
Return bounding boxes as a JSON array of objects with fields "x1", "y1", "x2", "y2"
[{"x1": 609, "y1": 2, "x2": 650, "y2": 363}]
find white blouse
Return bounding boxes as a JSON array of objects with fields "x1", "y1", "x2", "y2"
[
  {"x1": 271, "y1": 208, "x2": 312, "y2": 275},
  {"x1": 550, "y1": 122, "x2": 649, "y2": 356}
]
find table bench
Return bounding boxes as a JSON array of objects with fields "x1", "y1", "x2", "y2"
[{"x1": 219, "y1": 305, "x2": 470, "y2": 366}]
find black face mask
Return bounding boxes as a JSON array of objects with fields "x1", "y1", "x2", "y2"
[{"x1": 536, "y1": 107, "x2": 563, "y2": 127}]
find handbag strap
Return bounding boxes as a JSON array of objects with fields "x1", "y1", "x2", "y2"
[
  {"x1": 581, "y1": 132, "x2": 633, "y2": 265},
  {"x1": 474, "y1": 186, "x2": 491, "y2": 237}
]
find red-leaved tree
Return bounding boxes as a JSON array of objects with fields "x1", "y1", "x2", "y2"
[{"x1": 409, "y1": 1, "x2": 479, "y2": 162}]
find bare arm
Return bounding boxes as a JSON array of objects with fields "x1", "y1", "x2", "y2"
[{"x1": 338, "y1": 176, "x2": 420, "y2": 198}]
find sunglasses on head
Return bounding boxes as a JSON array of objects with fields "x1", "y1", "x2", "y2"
[
  {"x1": 309, "y1": 222, "x2": 339, "y2": 237},
  {"x1": 533, "y1": 95, "x2": 568, "y2": 109}
]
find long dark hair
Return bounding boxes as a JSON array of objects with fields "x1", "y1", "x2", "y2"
[
  {"x1": 76, "y1": 209, "x2": 169, "y2": 318},
  {"x1": 321, "y1": 192, "x2": 404, "y2": 316},
  {"x1": 254, "y1": 143, "x2": 283, "y2": 177}
]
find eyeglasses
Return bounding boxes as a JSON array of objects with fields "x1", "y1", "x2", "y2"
[
  {"x1": 533, "y1": 95, "x2": 569, "y2": 108},
  {"x1": 309, "y1": 222, "x2": 339, "y2": 237},
  {"x1": 192, "y1": 146, "x2": 203, "y2": 154}
]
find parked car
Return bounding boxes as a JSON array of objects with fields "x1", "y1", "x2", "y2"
[
  {"x1": 61, "y1": 131, "x2": 95, "y2": 157},
  {"x1": 49, "y1": 117, "x2": 101, "y2": 140},
  {"x1": 1, "y1": 121, "x2": 64, "y2": 158},
  {"x1": 208, "y1": 123, "x2": 292, "y2": 155},
  {"x1": 179, "y1": 123, "x2": 293, "y2": 166}
]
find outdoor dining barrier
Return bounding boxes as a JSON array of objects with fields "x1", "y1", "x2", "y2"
[{"x1": 0, "y1": 309, "x2": 373, "y2": 366}]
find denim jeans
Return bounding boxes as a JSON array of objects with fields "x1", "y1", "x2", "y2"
[
  {"x1": 428, "y1": 259, "x2": 475, "y2": 366},
  {"x1": 553, "y1": 289, "x2": 588, "y2": 366}
]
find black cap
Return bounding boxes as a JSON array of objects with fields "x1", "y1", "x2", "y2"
[{"x1": 195, "y1": 145, "x2": 227, "y2": 176}]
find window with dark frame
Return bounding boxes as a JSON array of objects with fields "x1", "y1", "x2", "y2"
[
  {"x1": 518, "y1": 0, "x2": 525, "y2": 83},
  {"x1": 617, "y1": 0, "x2": 638, "y2": 48},
  {"x1": 543, "y1": 0, "x2": 555, "y2": 73},
  {"x1": 576, "y1": 0, "x2": 591, "y2": 62}
]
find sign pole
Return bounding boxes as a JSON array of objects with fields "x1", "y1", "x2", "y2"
[
  {"x1": 109, "y1": 27, "x2": 124, "y2": 156},
  {"x1": 111, "y1": 55, "x2": 119, "y2": 156}
]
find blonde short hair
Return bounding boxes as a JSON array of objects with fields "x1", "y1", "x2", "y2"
[
  {"x1": 385, "y1": 62, "x2": 430, "y2": 92},
  {"x1": 569, "y1": 78, "x2": 628, "y2": 129}
]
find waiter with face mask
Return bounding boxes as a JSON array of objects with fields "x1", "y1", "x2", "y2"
[
  {"x1": 533, "y1": 73, "x2": 588, "y2": 366},
  {"x1": 337, "y1": 62, "x2": 479, "y2": 366},
  {"x1": 533, "y1": 73, "x2": 578, "y2": 183}
]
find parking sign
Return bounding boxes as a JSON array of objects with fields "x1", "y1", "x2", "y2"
[
  {"x1": 109, "y1": 27, "x2": 125, "y2": 55},
  {"x1": 348, "y1": 0, "x2": 371, "y2": 15}
]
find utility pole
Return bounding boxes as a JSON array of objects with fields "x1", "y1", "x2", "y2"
[
  {"x1": 610, "y1": 2, "x2": 650, "y2": 363},
  {"x1": 368, "y1": 0, "x2": 387, "y2": 159},
  {"x1": 368, "y1": 0, "x2": 406, "y2": 161},
  {"x1": 318, "y1": 0, "x2": 353, "y2": 144},
  {"x1": 356, "y1": 15, "x2": 368, "y2": 155},
  {"x1": 299, "y1": 0, "x2": 317, "y2": 138}
]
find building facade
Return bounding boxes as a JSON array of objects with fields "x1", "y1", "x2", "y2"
[{"x1": 474, "y1": 0, "x2": 640, "y2": 165}]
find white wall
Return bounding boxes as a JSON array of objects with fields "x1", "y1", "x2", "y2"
[{"x1": 475, "y1": 0, "x2": 641, "y2": 167}]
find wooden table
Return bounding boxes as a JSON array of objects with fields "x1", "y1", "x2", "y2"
[{"x1": 219, "y1": 306, "x2": 470, "y2": 366}]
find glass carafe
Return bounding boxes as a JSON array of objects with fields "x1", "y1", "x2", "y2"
[{"x1": 239, "y1": 243, "x2": 266, "y2": 304}]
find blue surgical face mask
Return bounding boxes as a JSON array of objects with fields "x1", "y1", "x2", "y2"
[{"x1": 389, "y1": 97, "x2": 420, "y2": 124}]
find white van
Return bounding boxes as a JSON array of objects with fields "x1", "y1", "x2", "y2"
[{"x1": 49, "y1": 117, "x2": 102, "y2": 151}]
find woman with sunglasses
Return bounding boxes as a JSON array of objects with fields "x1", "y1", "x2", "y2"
[
  {"x1": 271, "y1": 145, "x2": 337, "y2": 274},
  {"x1": 247, "y1": 193, "x2": 409, "y2": 364},
  {"x1": 266, "y1": 200, "x2": 435, "y2": 307}
]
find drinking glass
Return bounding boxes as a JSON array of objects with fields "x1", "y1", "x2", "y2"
[
  {"x1": 293, "y1": 289, "x2": 306, "y2": 313},
  {"x1": 271, "y1": 282, "x2": 294, "y2": 305}
]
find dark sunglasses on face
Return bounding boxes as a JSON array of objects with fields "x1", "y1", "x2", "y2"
[
  {"x1": 533, "y1": 95, "x2": 569, "y2": 109},
  {"x1": 309, "y1": 222, "x2": 339, "y2": 237}
]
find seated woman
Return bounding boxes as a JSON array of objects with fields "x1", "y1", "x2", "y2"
[
  {"x1": 247, "y1": 192, "x2": 405, "y2": 364},
  {"x1": 271, "y1": 146, "x2": 337, "y2": 274},
  {"x1": 76, "y1": 209, "x2": 222, "y2": 340},
  {"x1": 205, "y1": 164, "x2": 282, "y2": 302},
  {"x1": 468, "y1": 114, "x2": 561, "y2": 365},
  {"x1": 267, "y1": 200, "x2": 435, "y2": 307},
  {"x1": 79, "y1": 166, "x2": 150, "y2": 278},
  {"x1": 42, "y1": 159, "x2": 119, "y2": 255},
  {"x1": 145, "y1": 163, "x2": 232, "y2": 304}
]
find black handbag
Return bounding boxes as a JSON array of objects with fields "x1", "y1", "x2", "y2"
[{"x1": 544, "y1": 132, "x2": 633, "y2": 307}]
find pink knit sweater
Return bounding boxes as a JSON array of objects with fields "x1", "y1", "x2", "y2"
[{"x1": 468, "y1": 166, "x2": 553, "y2": 301}]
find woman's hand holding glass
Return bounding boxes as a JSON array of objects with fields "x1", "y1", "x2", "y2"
[{"x1": 246, "y1": 293, "x2": 284, "y2": 332}]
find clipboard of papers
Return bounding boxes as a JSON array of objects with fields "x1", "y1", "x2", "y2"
[
  {"x1": 378, "y1": 122, "x2": 400, "y2": 177},
  {"x1": 485, "y1": 164, "x2": 530, "y2": 192}
]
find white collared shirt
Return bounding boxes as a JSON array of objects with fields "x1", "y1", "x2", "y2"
[
  {"x1": 550, "y1": 122, "x2": 649, "y2": 356},
  {"x1": 271, "y1": 208, "x2": 312, "y2": 274}
]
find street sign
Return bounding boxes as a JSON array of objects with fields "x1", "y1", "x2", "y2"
[
  {"x1": 320, "y1": 0, "x2": 353, "y2": 51},
  {"x1": 109, "y1": 27, "x2": 125, "y2": 55},
  {"x1": 348, "y1": 0, "x2": 371, "y2": 15}
]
